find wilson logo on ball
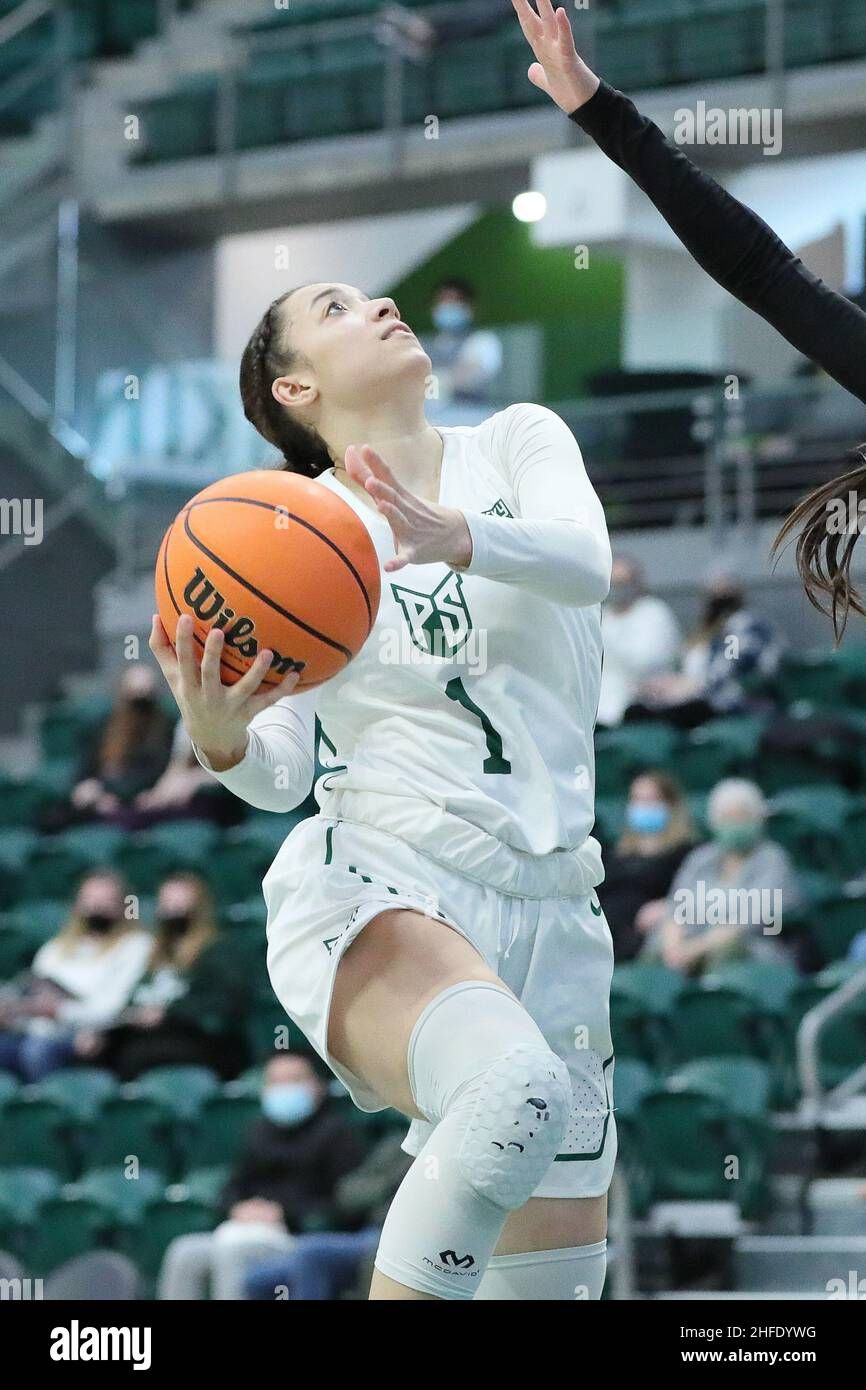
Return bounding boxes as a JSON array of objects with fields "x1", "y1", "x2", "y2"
[{"x1": 182, "y1": 567, "x2": 302, "y2": 675}]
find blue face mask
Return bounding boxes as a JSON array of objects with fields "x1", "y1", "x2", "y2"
[
  {"x1": 625, "y1": 802, "x2": 671, "y2": 835},
  {"x1": 262, "y1": 1083, "x2": 317, "y2": 1128},
  {"x1": 433, "y1": 302, "x2": 473, "y2": 333}
]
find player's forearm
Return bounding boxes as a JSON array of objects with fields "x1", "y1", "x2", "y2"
[
  {"x1": 570, "y1": 82, "x2": 866, "y2": 405},
  {"x1": 457, "y1": 511, "x2": 611, "y2": 607}
]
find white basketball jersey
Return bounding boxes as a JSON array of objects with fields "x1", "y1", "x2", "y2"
[{"x1": 202, "y1": 403, "x2": 609, "y2": 897}]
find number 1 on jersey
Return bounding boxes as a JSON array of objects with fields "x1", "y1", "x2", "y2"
[{"x1": 445, "y1": 677, "x2": 512, "y2": 774}]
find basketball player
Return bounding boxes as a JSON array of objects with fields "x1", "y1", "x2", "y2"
[
  {"x1": 511, "y1": 0, "x2": 866, "y2": 636},
  {"x1": 151, "y1": 284, "x2": 615, "y2": 1294}
]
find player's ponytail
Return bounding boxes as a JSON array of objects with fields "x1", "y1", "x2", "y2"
[
  {"x1": 771, "y1": 445, "x2": 866, "y2": 642},
  {"x1": 239, "y1": 292, "x2": 334, "y2": 478}
]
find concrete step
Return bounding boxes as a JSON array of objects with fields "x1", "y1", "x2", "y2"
[
  {"x1": 808, "y1": 1180, "x2": 866, "y2": 1237},
  {"x1": 735, "y1": 1235, "x2": 866, "y2": 1293}
]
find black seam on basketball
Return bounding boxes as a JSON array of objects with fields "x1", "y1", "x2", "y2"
[
  {"x1": 182, "y1": 506, "x2": 354, "y2": 661},
  {"x1": 187, "y1": 494, "x2": 374, "y2": 633},
  {"x1": 164, "y1": 527, "x2": 307, "y2": 687}
]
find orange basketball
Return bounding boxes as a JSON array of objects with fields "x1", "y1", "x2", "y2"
[{"x1": 154, "y1": 469, "x2": 380, "y2": 692}]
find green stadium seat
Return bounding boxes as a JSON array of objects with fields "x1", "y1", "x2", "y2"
[
  {"x1": 24, "y1": 1195, "x2": 111, "y2": 1278},
  {"x1": 178, "y1": 1165, "x2": 231, "y2": 1208},
  {"x1": 595, "y1": 724, "x2": 679, "y2": 798},
  {"x1": 30, "y1": 1068, "x2": 119, "y2": 1123},
  {"x1": 841, "y1": 801, "x2": 866, "y2": 876},
  {"x1": 774, "y1": 650, "x2": 852, "y2": 709},
  {"x1": 133, "y1": 1065, "x2": 221, "y2": 1122},
  {"x1": 83, "y1": 1095, "x2": 178, "y2": 1175},
  {"x1": 0, "y1": 927, "x2": 34, "y2": 978},
  {"x1": 765, "y1": 785, "x2": 850, "y2": 869},
  {"x1": 612, "y1": 1057, "x2": 658, "y2": 1123},
  {"x1": 0, "y1": 1071, "x2": 20, "y2": 1105},
  {"x1": 116, "y1": 1196, "x2": 216, "y2": 1280},
  {"x1": 0, "y1": 773, "x2": 52, "y2": 828},
  {"x1": 802, "y1": 887, "x2": 866, "y2": 966},
  {"x1": 0, "y1": 900, "x2": 71, "y2": 952},
  {"x1": 702, "y1": 958, "x2": 800, "y2": 1015},
  {"x1": 667, "y1": 983, "x2": 790, "y2": 1101},
  {"x1": 23, "y1": 840, "x2": 100, "y2": 902},
  {"x1": 38, "y1": 695, "x2": 113, "y2": 763},
  {"x1": 114, "y1": 833, "x2": 192, "y2": 894},
  {"x1": 666, "y1": 1056, "x2": 772, "y2": 1118},
  {"x1": 614, "y1": 962, "x2": 685, "y2": 1015},
  {"x1": 0, "y1": 830, "x2": 39, "y2": 906},
  {"x1": 637, "y1": 1088, "x2": 771, "y2": 1217},
  {"x1": 0, "y1": 1098, "x2": 77, "y2": 1178},
  {"x1": 0, "y1": 1166, "x2": 61, "y2": 1225},
  {"x1": 246, "y1": 1002, "x2": 311, "y2": 1064},
  {"x1": 181, "y1": 1094, "x2": 261, "y2": 1169},
  {"x1": 74, "y1": 1165, "x2": 165, "y2": 1226}
]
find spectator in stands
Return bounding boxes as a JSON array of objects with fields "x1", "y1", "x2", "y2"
[
  {"x1": 643, "y1": 778, "x2": 800, "y2": 974},
  {"x1": 158, "y1": 1052, "x2": 366, "y2": 1300},
  {"x1": 243, "y1": 1129, "x2": 412, "y2": 1301},
  {"x1": 628, "y1": 574, "x2": 782, "y2": 728},
  {"x1": 598, "y1": 771, "x2": 696, "y2": 962},
  {"x1": 115, "y1": 721, "x2": 239, "y2": 831},
  {"x1": 597, "y1": 555, "x2": 681, "y2": 726},
  {"x1": 75, "y1": 872, "x2": 250, "y2": 1081},
  {"x1": 40, "y1": 664, "x2": 174, "y2": 832},
  {"x1": 424, "y1": 278, "x2": 503, "y2": 422},
  {"x1": 0, "y1": 870, "x2": 150, "y2": 1081}
]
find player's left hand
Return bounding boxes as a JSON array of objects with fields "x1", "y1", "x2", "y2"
[{"x1": 344, "y1": 444, "x2": 473, "y2": 574}]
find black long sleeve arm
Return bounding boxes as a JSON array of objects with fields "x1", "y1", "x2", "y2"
[{"x1": 570, "y1": 82, "x2": 866, "y2": 406}]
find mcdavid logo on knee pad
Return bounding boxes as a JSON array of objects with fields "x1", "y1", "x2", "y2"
[{"x1": 423, "y1": 1250, "x2": 478, "y2": 1279}]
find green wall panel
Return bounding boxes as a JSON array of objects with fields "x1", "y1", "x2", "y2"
[{"x1": 386, "y1": 207, "x2": 624, "y2": 399}]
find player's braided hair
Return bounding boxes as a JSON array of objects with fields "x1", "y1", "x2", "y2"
[
  {"x1": 772, "y1": 445, "x2": 866, "y2": 642},
  {"x1": 239, "y1": 290, "x2": 334, "y2": 478}
]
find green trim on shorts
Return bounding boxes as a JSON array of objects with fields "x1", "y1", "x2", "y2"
[
  {"x1": 553, "y1": 1053, "x2": 614, "y2": 1162},
  {"x1": 324, "y1": 824, "x2": 335, "y2": 865}
]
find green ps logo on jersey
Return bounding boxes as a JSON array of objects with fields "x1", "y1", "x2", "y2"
[
  {"x1": 391, "y1": 571, "x2": 473, "y2": 659},
  {"x1": 482, "y1": 498, "x2": 514, "y2": 518}
]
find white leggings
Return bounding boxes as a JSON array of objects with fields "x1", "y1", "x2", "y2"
[{"x1": 374, "y1": 981, "x2": 573, "y2": 1299}]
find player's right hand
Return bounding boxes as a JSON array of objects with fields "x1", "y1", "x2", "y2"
[
  {"x1": 511, "y1": 0, "x2": 600, "y2": 115},
  {"x1": 149, "y1": 613, "x2": 304, "y2": 772}
]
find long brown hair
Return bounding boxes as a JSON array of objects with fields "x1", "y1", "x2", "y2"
[
  {"x1": 772, "y1": 446, "x2": 866, "y2": 642},
  {"x1": 149, "y1": 872, "x2": 220, "y2": 972},
  {"x1": 98, "y1": 696, "x2": 172, "y2": 776},
  {"x1": 616, "y1": 769, "x2": 695, "y2": 856},
  {"x1": 54, "y1": 869, "x2": 137, "y2": 956},
  {"x1": 239, "y1": 288, "x2": 334, "y2": 478}
]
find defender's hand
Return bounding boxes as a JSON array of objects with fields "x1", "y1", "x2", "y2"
[{"x1": 511, "y1": 0, "x2": 600, "y2": 114}]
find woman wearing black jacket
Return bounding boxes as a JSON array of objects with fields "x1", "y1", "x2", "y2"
[{"x1": 513, "y1": 0, "x2": 866, "y2": 637}]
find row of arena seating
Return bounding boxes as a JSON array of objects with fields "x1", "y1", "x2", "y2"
[
  {"x1": 127, "y1": 0, "x2": 866, "y2": 163},
  {"x1": 0, "y1": 0, "x2": 200, "y2": 135}
]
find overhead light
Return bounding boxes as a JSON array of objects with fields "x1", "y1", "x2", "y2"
[{"x1": 512, "y1": 191, "x2": 547, "y2": 223}]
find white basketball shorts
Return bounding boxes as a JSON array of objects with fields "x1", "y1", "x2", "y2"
[{"x1": 263, "y1": 815, "x2": 616, "y2": 1200}]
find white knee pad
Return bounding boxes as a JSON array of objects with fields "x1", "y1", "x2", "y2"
[
  {"x1": 456, "y1": 1042, "x2": 572, "y2": 1210},
  {"x1": 373, "y1": 982, "x2": 572, "y2": 1299}
]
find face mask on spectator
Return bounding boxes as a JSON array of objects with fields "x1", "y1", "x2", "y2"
[
  {"x1": 128, "y1": 694, "x2": 158, "y2": 713},
  {"x1": 83, "y1": 912, "x2": 118, "y2": 935},
  {"x1": 433, "y1": 302, "x2": 472, "y2": 333},
  {"x1": 625, "y1": 802, "x2": 670, "y2": 835},
  {"x1": 262, "y1": 1083, "x2": 317, "y2": 1127},
  {"x1": 158, "y1": 913, "x2": 194, "y2": 937},
  {"x1": 714, "y1": 821, "x2": 762, "y2": 853}
]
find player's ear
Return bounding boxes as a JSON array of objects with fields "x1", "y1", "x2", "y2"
[{"x1": 272, "y1": 372, "x2": 319, "y2": 414}]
